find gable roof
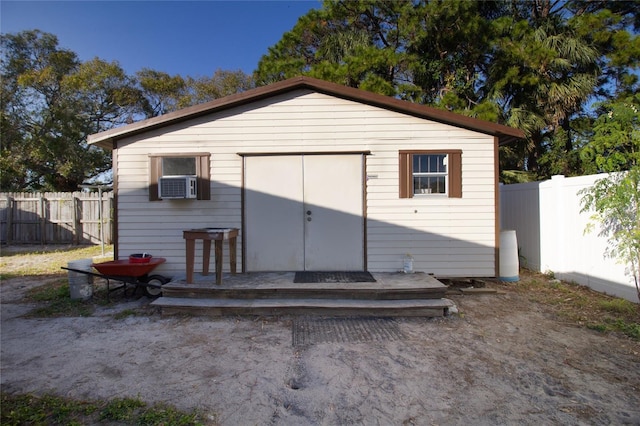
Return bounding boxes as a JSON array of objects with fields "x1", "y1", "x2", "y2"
[{"x1": 88, "y1": 76, "x2": 524, "y2": 150}]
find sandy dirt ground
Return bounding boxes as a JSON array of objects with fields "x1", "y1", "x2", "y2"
[{"x1": 1, "y1": 269, "x2": 640, "y2": 425}]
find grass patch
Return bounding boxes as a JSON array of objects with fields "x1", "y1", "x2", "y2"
[
  {"x1": 0, "y1": 392, "x2": 210, "y2": 425},
  {"x1": 2, "y1": 245, "x2": 148, "y2": 318},
  {"x1": 0, "y1": 244, "x2": 113, "y2": 278},
  {"x1": 22, "y1": 279, "x2": 147, "y2": 318},
  {"x1": 496, "y1": 269, "x2": 640, "y2": 340},
  {"x1": 99, "y1": 397, "x2": 146, "y2": 421},
  {"x1": 588, "y1": 319, "x2": 640, "y2": 339},
  {"x1": 0, "y1": 393, "x2": 98, "y2": 425},
  {"x1": 23, "y1": 278, "x2": 95, "y2": 318},
  {"x1": 598, "y1": 298, "x2": 638, "y2": 316},
  {"x1": 114, "y1": 308, "x2": 140, "y2": 320}
]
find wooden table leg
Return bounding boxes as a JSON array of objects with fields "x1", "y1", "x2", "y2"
[
  {"x1": 202, "y1": 239, "x2": 211, "y2": 276},
  {"x1": 229, "y1": 236, "x2": 237, "y2": 275},
  {"x1": 214, "y1": 240, "x2": 223, "y2": 285},
  {"x1": 186, "y1": 239, "x2": 195, "y2": 284}
]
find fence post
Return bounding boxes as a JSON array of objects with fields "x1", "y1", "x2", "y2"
[
  {"x1": 108, "y1": 193, "x2": 114, "y2": 244},
  {"x1": 552, "y1": 175, "x2": 566, "y2": 274},
  {"x1": 6, "y1": 196, "x2": 14, "y2": 245},
  {"x1": 39, "y1": 195, "x2": 46, "y2": 245},
  {"x1": 73, "y1": 194, "x2": 79, "y2": 245}
]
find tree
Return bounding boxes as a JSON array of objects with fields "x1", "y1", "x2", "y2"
[
  {"x1": 65, "y1": 58, "x2": 144, "y2": 131},
  {"x1": 135, "y1": 68, "x2": 254, "y2": 116},
  {"x1": 487, "y1": 14, "x2": 600, "y2": 176},
  {"x1": 135, "y1": 68, "x2": 189, "y2": 117},
  {"x1": 185, "y1": 69, "x2": 254, "y2": 105},
  {"x1": 0, "y1": 30, "x2": 115, "y2": 191},
  {"x1": 405, "y1": 0, "x2": 506, "y2": 109},
  {"x1": 255, "y1": 0, "x2": 415, "y2": 95},
  {"x1": 1, "y1": 30, "x2": 254, "y2": 191},
  {"x1": 580, "y1": 96, "x2": 640, "y2": 301},
  {"x1": 256, "y1": 0, "x2": 639, "y2": 181}
]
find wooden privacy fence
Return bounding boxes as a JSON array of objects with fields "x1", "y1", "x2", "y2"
[{"x1": 0, "y1": 192, "x2": 113, "y2": 245}]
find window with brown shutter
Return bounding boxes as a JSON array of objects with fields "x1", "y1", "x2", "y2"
[
  {"x1": 399, "y1": 150, "x2": 462, "y2": 198},
  {"x1": 149, "y1": 153, "x2": 211, "y2": 201}
]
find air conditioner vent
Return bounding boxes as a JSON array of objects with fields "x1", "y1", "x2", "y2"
[{"x1": 159, "y1": 176, "x2": 197, "y2": 199}]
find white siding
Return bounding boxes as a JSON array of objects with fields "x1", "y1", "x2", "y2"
[{"x1": 115, "y1": 90, "x2": 496, "y2": 277}]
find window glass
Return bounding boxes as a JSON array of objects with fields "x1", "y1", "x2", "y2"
[
  {"x1": 162, "y1": 157, "x2": 196, "y2": 176},
  {"x1": 413, "y1": 154, "x2": 447, "y2": 174},
  {"x1": 413, "y1": 176, "x2": 446, "y2": 194},
  {"x1": 412, "y1": 154, "x2": 447, "y2": 194}
]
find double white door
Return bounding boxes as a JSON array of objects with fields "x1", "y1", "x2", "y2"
[{"x1": 244, "y1": 154, "x2": 364, "y2": 271}]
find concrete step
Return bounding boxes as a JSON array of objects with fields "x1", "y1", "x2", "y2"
[
  {"x1": 160, "y1": 280, "x2": 447, "y2": 301},
  {"x1": 160, "y1": 285, "x2": 447, "y2": 300},
  {"x1": 151, "y1": 297, "x2": 455, "y2": 318}
]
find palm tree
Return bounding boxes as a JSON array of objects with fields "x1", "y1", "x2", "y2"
[{"x1": 488, "y1": 15, "x2": 600, "y2": 176}]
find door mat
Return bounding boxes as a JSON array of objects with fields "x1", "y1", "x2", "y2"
[
  {"x1": 294, "y1": 271, "x2": 376, "y2": 283},
  {"x1": 292, "y1": 317, "x2": 405, "y2": 347}
]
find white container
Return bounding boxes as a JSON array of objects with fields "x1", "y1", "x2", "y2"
[
  {"x1": 403, "y1": 254, "x2": 414, "y2": 274},
  {"x1": 68, "y1": 259, "x2": 94, "y2": 300},
  {"x1": 499, "y1": 230, "x2": 519, "y2": 281}
]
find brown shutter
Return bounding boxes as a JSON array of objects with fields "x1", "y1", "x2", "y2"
[
  {"x1": 449, "y1": 151, "x2": 462, "y2": 198},
  {"x1": 197, "y1": 154, "x2": 211, "y2": 200},
  {"x1": 149, "y1": 156, "x2": 160, "y2": 201},
  {"x1": 399, "y1": 152, "x2": 411, "y2": 198}
]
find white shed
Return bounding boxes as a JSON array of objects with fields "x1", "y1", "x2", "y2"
[{"x1": 88, "y1": 76, "x2": 523, "y2": 278}]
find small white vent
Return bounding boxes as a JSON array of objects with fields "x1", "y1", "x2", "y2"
[{"x1": 159, "y1": 176, "x2": 197, "y2": 199}]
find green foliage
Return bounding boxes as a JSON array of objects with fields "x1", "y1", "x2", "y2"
[
  {"x1": 538, "y1": 127, "x2": 585, "y2": 176},
  {"x1": 255, "y1": 1, "x2": 418, "y2": 94},
  {"x1": 114, "y1": 308, "x2": 139, "y2": 320},
  {"x1": 0, "y1": 392, "x2": 206, "y2": 426},
  {"x1": 27, "y1": 279, "x2": 70, "y2": 301},
  {"x1": 1, "y1": 30, "x2": 253, "y2": 191},
  {"x1": 137, "y1": 402, "x2": 205, "y2": 425},
  {"x1": 500, "y1": 170, "x2": 538, "y2": 184},
  {"x1": 599, "y1": 298, "x2": 638, "y2": 316},
  {"x1": 187, "y1": 69, "x2": 254, "y2": 105},
  {"x1": 25, "y1": 280, "x2": 95, "y2": 317},
  {"x1": 1, "y1": 393, "x2": 98, "y2": 425},
  {"x1": 510, "y1": 270, "x2": 639, "y2": 340},
  {"x1": 136, "y1": 68, "x2": 189, "y2": 116},
  {"x1": 580, "y1": 98, "x2": 640, "y2": 301},
  {"x1": 255, "y1": 0, "x2": 638, "y2": 178},
  {"x1": 587, "y1": 319, "x2": 640, "y2": 339},
  {"x1": 99, "y1": 397, "x2": 146, "y2": 421},
  {"x1": 1, "y1": 31, "x2": 118, "y2": 190},
  {"x1": 3, "y1": 1, "x2": 639, "y2": 187},
  {"x1": 582, "y1": 96, "x2": 640, "y2": 174},
  {"x1": 0, "y1": 244, "x2": 112, "y2": 276}
]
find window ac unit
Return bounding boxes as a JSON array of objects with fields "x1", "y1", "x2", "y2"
[{"x1": 159, "y1": 176, "x2": 197, "y2": 199}]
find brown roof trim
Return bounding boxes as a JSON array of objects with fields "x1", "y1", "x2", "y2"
[
  {"x1": 237, "y1": 150, "x2": 372, "y2": 157},
  {"x1": 88, "y1": 76, "x2": 524, "y2": 149}
]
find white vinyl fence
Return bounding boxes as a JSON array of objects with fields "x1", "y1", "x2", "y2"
[{"x1": 500, "y1": 174, "x2": 637, "y2": 302}]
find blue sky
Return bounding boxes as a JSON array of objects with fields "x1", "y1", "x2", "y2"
[{"x1": 1, "y1": 1, "x2": 321, "y2": 76}]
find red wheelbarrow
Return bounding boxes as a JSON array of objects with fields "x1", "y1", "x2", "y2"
[{"x1": 62, "y1": 257, "x2": 170, "y2": 298}]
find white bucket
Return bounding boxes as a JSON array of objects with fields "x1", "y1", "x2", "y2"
[
  {"x1": 403, "y1": 254, "x2": 414, "y2": 274},
  {"x1": 68, "y1": 259, "x2": 94, "y2": 300},
  {"x1": 499, "y1": 230, "x2": 519, "y2": 282}
]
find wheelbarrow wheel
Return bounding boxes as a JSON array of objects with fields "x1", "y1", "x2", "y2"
[{"x1": 144, "y1": 275, "x2": 168, "y2": 297}]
